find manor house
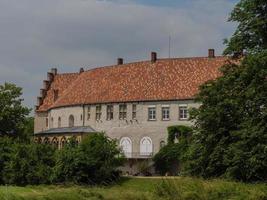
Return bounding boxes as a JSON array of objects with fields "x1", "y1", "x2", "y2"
[{"x1": 34, "y1": 50, "x2": 229, "y2": 174}]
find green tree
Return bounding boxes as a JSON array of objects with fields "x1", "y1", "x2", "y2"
[
  {"x1": 224, "y1": 0, "x2": 267, "y2": 55},
  {"x1": 0, "y1": 83, "x2": 30, "y2": 137},
  {"x1": 2, "y1": 142, "x2": 55, "y2": 185},
  {"x1": 186, "y1": 52, "x2": 267, "y2": 182},
  {"x1": 53, "y1": 133, "x2": 124, "y2": 185}
]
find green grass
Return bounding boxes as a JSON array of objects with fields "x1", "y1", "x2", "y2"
[{"x1": 0, "y1": 177, "x2": 266, "y2": 200}]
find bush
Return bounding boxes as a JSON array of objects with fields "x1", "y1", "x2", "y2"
[
  {"x1": 0, "y1": 137, "x2": 13, "y2": 184},
  {"x1": 153, "y1": 126, "x2": 192, "y2": 175},
  {"x1": 52, "y1": 133, "x2": 124, "y2": 185},
  {"x1": 2, "y1": 142, "x2": 55, "y2": 185}
]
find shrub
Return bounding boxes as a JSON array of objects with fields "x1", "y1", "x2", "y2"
[
  {"x1": 52, "y1": 133, "x2": 124, "y2": 185},
  {"x1": 2, "y1": 142, "x2": 55, "y2": 185},
  {"x1": 153, "y1": 126, "x2": 192, "y2": 175}
]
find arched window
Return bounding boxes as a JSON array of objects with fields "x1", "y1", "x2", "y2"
[
  {"x1": 160, "y1": 140, "x2": 166, "y2": 148},
  {"x1": 61, "y1": 137, "x2": 66, "y2": 148},
  {"x1": 37, "y1": 137, "x2": 42, "y2": 144},
  {"x1": 69, "y1": 115, "x2": 74, "y2": 127},
  {"x1": 50, "y1": 117, "x2": 54, "y2": 128},
  {"x1": 120, "y1": 137, "x2": 132, "y2": 158},
  {"x1": 44, "y1": 137, "x2": 50, "y2": 144},
  {"x1": 140, "y1": 137, "x2": 153, "y2": 156},
  {"x1": 58, "y1": 117, "x2": 61, "y2": 128},
  {"x1": 52, "y1": 137, "x2": 59, "y2": 148}
]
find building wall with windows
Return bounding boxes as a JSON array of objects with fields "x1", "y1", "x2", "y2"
[
  {"x1": 34, "y1": 51, "x2": 230, "y2": 174},
  {"x1": 37, "y1": 100, "x2": 198, "y2": 158}
]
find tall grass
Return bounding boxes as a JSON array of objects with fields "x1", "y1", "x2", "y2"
[{"x1": 0, "y1": 177, "x2": 266, "y2": 200}]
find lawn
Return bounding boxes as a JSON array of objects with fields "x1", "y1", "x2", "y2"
[{"x1": 0, "y1": 177, "x2": 266, "y2": 200}]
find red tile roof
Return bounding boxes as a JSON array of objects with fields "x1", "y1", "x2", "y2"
[{"x1": 37, "y1": 56, "x2": 231, "y2": 112}]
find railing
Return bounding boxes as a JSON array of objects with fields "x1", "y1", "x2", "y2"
[{"x1": 123, "y1": 152, "x2": 153, "y2": 159}]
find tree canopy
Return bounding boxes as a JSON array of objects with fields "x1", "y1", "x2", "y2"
[
  {"x1": 0, "y1": 83, "x2": 30, "y2": 137},
  {"x1": 224, "y1": 0, "x2": 267, "y2": 55},
  {"x1": 187, "y1": 52, "x2": 267, "y2": 182}
]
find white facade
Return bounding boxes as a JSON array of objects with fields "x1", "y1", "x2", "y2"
[{"x1": 35, "y1": 100, "x2": 199, "y2": 158}]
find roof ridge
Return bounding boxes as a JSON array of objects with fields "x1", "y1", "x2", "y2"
[{"x1": 82, "y1": 56, "x2": 229, "y2": 73}]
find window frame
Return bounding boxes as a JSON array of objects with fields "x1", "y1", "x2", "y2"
[
  {"x1": 148, "y1": 106, "x2": 156, "y2": 121},
  {"x1": 179, "y1": 105, "x2": 188, "y2": 120},
  {"x1": 119, "y1": 104, "x2": 127, "y2": 120},
  {"x1": 106, "y1": 104, "x2": 114, "y2": 120},
  {"x1": 87, "y1": 106, "x2": 91, "y2": 120},
  {"x1": 96, "y1": 105, "x2": 102, "y2": 121},
  {"x1": 132, "y1": 104, "x2": 137, "y2": 120},
  {"x1": 162, "y1": 106, "x2": 170, "y2": 121}
]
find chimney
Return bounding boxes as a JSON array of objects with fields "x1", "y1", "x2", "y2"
[
  {"x1": 117, "y1": 58, "x2": 123, "y2": 65},
  {"x1": 208, "y1": 49, "x2": 215, "y2": 58},
  {"x1": 79, "y1": 68, "x2": 84, "y2": 73},
  {"x1": 51, "y1": 68, "x2": 57, "y2": 75},
  {"x1": 151, "y1": 52, "x2": 157, "y2": 63}
]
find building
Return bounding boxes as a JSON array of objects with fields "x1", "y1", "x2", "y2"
[{"x1": 34, "y1": 50, "x2": 229, "y2": 174}]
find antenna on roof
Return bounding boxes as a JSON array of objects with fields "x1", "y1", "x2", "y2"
[{"x1": 168, "y1": 35, "x2": 171, "y2": 58}]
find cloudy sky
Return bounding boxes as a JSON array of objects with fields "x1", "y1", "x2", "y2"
[{"x1": 0, "y1": 0, "x2": 238, "y2": 112}]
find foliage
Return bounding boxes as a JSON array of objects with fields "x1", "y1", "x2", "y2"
[
  {"x1": 0, "y1": 177, "x2": 267, "y2": 200},
  {"x1": 137, "y1": 160, "x2": 151, "y2": 175},
  {"x1": 167, "y1": 125, "x2": 193, "y2": 144},
  {"x1": 224, "y1": 0, "x2": 267, "y2": 55},
  {"x1": 186, "y1": 52, "x2": 267, "y2": 182},
  {"x1": 0, "y1": 137, "x2": 13, "y2": 184},
  {"x1": 0, "y1": 83, "x2": 30, "y2": 137},
  {"x1": 52, "y1": 133, "x2": 124, "y2": 185},
  {"x1": 2, "y1": 142, "x2": 55, "y2": 185},
  {"x1": 153, "y1": 125, "x2": 192, "y2": 175}
]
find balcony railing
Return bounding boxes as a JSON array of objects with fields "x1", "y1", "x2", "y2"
[{"x1": 123, "y1": 152, "x2": 153, "y2": 159}]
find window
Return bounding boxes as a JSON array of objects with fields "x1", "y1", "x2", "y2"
[
  {"x1": 44, "y1": 137, "x2": 50, "y2": 144},
  {"x1": 46, "y1": 118, "x2": 48, "y2": 127},
  {"x1": 179, "y1": 106, "x2": 188, "y2": 120},
  {"x1": 162, "y1": 106, "x2": 170, "y2": 120},
  {"x1": 148, "y1": 107, "x2": 156, "y2": 120},
  {"x1": 61, "y1": 137, "x2": 66, "y2": 149},
  {"x1": 132, "y1": 104, "x2": 137, "y2": 119},
  {"x1": 80, "y1": 114, "x2": 83, "y2": 121},
  {"x1": 140, "y1": 137, "x2": 153, "y2": 156},
  {"x1": 96, "y1": 105, "x2": 102, "y2": 120},
  {"x1": 50, "y1": 117, "x2": 54, "y2": 128},
  {"x1": 119, "y1": 104, "x2": 127, "y2": 120},
  {"x1": 87, "y1": 106, "x2": 91, "y2": 120},
  {"x1": 106, "y1": 105, "x2": 114, "y2": 120},
  {"x1": 120, "y1": 137, "x2": 132, "y2": 158},
  {"x1": 52, "y1": 137, "x2": 59, "y2": 148},
  {"x1": 58, "y1": 117, "x2": 61, "y2": 128},
  {"x1": 69, "y1": 115, "x2": 74, "y2": 127}
]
